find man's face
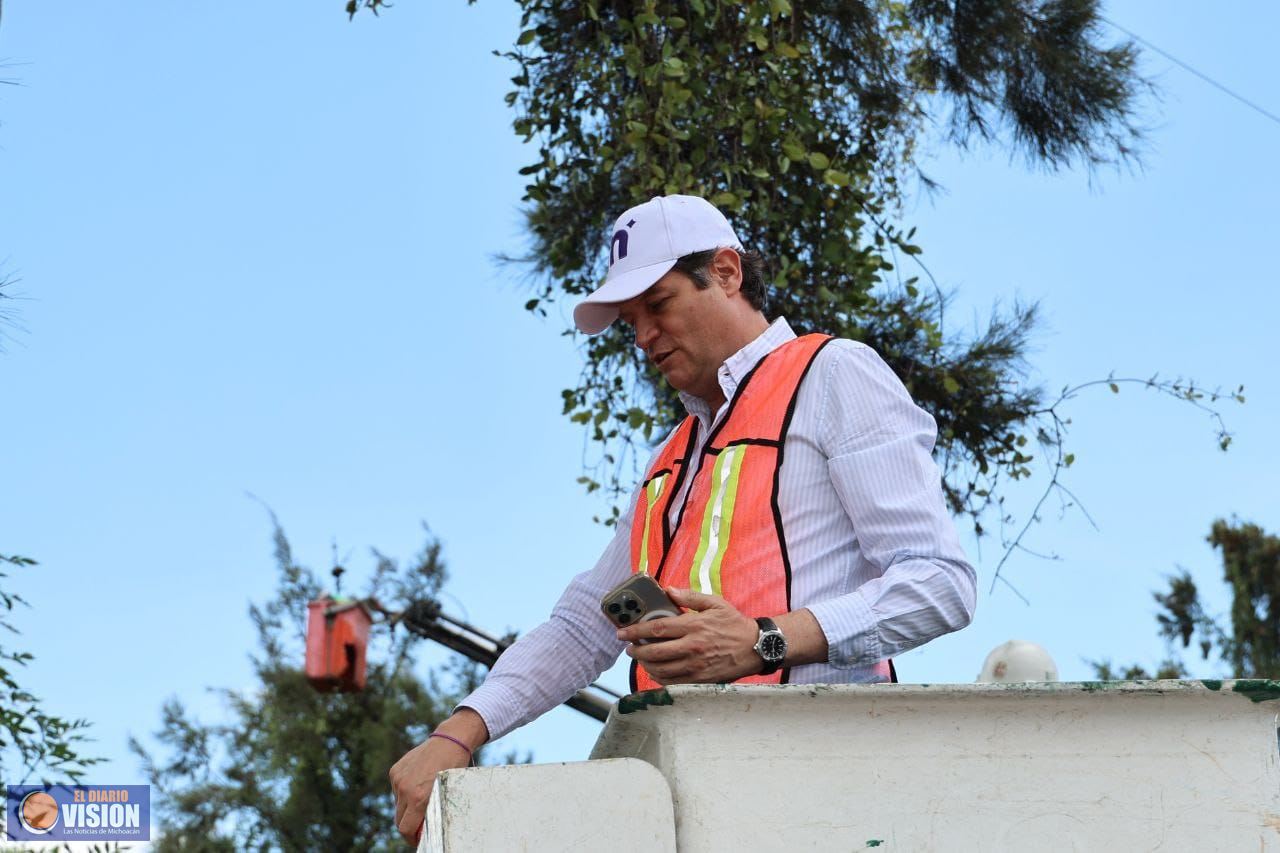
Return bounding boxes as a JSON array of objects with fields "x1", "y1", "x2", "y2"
[{"x1": 616, "y1": 266, "x2": 738, "y2": 406}]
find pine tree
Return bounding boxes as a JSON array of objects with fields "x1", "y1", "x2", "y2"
[
  {"x1": 1092, "y1": 519, "x2": 1280, "y2": 681},
  {"x1": 132, "y1": 520, "x2": 486, "y2": 852}
]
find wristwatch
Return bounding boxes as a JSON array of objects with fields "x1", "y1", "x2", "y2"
[{"x1": 753, "y1": 617, "x2": 787, "y2": 675}]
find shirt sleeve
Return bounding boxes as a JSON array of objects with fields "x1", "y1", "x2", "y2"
[
  {"x1": 803, "y1": 341, "x2": 978, "y2": 669},
  {"x1": 455, "y1": 486, "x2": 639, "y2": 742}
]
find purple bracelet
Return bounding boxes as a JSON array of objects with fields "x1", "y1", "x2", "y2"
[{"x1": 428, "y1": 731, "x2": 474, "y2": 763}]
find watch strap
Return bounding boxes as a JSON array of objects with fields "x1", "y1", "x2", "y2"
[{"x1": 754, "y1": 617, "x2": 784, "y2": 675}]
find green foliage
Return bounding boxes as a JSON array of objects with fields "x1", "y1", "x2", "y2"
[
  {"x1": 345, "y1": 0, "x2": 394, "y2": 20},
  {"x1": 1092, "y1": 519, "x2": 1280, "y2": 681},
  {"x1": 494, "y1": 0, "x2": 1145, "y2": 530},
  {"x1": 1088, "y1": 658, "x2": 1188, "y2": 681},
  {"x1": 348, "y1": 2, "x2": 1238, "y2": 569},
  {"x1": 1152, "y1": 569, "x2": 1219, "y2": 660},
  {"x1": 1211, "y1": 519, "x2": 1280, "y2": 678},
  {"x1": 132, "y1": 521, "x2": 486, "y2": 852},
  {"x1": 1, "y1": 553, "x2": 102, "y2": 784},
  {"x1": 1087, "y1": 567, "x2": 1201, "y2": 680}
]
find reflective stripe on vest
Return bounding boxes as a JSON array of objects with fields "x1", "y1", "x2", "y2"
[
  {"x1": 689, "y1": 442, "x2": 747, "y2": 596},
  {"x1": 628, "y1": 334, "x2": 831, "y2": 692},
  {"x1": 635, "y1": 472, "x2": 670, "y2": 577}
]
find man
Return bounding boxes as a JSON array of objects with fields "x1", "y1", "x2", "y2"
[{"x1": 390, "y1": 195, "x2": 977, "y2": 842}]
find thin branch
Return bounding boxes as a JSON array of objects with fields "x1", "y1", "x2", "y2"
[
  {"x1": 994, "y1": 571, "x2": 1030, "y2": 606},
  {"x1": 990, "y1": 371, "x2": 1243, "y2": 593},
  {"x1": 1011, "y1": 542, "x2": 1060, "y2": 562},
  {"x1": 1054, "y1": 482, "x2": 1100, "y2": 531},
  {"x1": 990, "y1": 475, "x2": 1056, "y2": 593}
]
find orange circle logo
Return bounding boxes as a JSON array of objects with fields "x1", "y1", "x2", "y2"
[{"x1": 20, "y1": 791, "x2": 59, "y2": 833}]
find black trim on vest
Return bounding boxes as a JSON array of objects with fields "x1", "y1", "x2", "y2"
[
  {"x1": 703, "y1": 437, "x2": 782, "y2": 455},
  {"x1": 653, "y1": 420, "x2": 701, "y2": 585},
  {"x1": 703, "y1": 351, "x2": 772, "y2": 450},
  {"x1": 662, "y1": 343, "x2": 785, "y2": 570},
  {"x1": 772, "y1": 337, "x2": 835, "y2": 628},
  {"x1": 660, "y1": 425, "x2": 704, "y2": 575},
  {"x1": 641, "y1": 467, "x2": 673, "y2": 489},
  {"x1": 640, "y1": 463, "x2": 677, "y2": 603},
  {"x1": 664, "y1": 419, "x2": 702, "y2": 548}
]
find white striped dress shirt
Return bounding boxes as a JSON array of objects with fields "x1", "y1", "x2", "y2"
[{"x1": 461, "y1": 318, "x2": 977, "y2": 741}]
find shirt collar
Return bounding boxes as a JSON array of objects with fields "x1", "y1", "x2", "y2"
[{"x1": 678, "y1": 317, "x2": 797, "y2": 425}]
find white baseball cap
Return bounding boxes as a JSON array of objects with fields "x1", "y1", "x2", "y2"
[{"x1": 573, "y1": 194, "x2": 743, "y2": 335}]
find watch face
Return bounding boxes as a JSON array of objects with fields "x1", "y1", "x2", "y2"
[{"x1": 760, "y1": 632, "x2": 786, "y2": 662}]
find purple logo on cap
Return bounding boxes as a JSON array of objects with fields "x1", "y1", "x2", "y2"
[{"x1": 610, "y1": 218, "x2": 637, "y2": 266}]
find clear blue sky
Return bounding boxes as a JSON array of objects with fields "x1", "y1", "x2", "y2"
[{"x1": 2, "y1": 0, "x2": 1277, "y2": 797}]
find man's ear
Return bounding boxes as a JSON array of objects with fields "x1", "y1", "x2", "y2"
[{"x1": 709, "y1": 247, "x2": 744, "y2": 295}]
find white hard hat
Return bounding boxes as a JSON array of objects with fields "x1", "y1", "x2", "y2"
[{"x1": 977, "y1": 640, "x2": 1059, "y2": 683}]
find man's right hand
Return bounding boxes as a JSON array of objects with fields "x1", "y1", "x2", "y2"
[{"x1": 389, "y1": 708, "x2": 489, "y2": 846}]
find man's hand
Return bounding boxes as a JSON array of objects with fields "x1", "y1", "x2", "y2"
[
  {"x1": 389, "y1": 708, "x2": 488, "y2": 846},
  {"x1": 617, "y1": 587, "x2": 762, "y2": 684}
]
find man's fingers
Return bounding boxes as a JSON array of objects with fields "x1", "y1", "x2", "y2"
[
  {"x1": 398, "y1": 806, "x2": 425, "y2": 845},
  {"x1": 393, "y1": 786, "x2": 423, "y2": 843},
  {"x1": 627, "y1": 636, "x2": 696, "y2": 663},
  {"x1": 667, "y1": 586, "x2": 727, "y2": 611},
  {"x1": 391, "y1": 770, "x2": 407, "y2": 826},
  {"x1": 637, "y1": 659, "x2": 693, "y2": 685},
  {"x1": 616, "y1": 611, "x2": 693, "y2": 643}
]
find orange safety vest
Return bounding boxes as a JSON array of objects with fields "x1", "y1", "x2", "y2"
[{"x1": 629, "y1": 333, "x2": 835, "y2": 692}]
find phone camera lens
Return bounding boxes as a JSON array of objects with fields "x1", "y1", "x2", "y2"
[
  {"x1": 624, "y1": 598, "x2": 640, "y2": 612},
  {"x1": 618, "y1": 613, "x2": 632, "y2": 624},
  {"x1": 607, "y1": 602, "x2": 622, "y2": 614}
]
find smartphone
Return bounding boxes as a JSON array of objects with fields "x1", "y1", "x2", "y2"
[{"x1": 601, "y1": 574, "x2": 680, "y2": 642}]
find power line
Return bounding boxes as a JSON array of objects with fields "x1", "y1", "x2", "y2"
[{"x1": 1101, "y1": 15, "x2": 1280, "y2": 129}]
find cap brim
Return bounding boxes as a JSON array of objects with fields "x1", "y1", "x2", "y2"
[{"x1": 573, "y1": 257, "x2": 679, "y2": 335}]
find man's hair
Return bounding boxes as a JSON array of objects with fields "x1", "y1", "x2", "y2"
[{"x1": 671, "y1": 247, "x2": 769, "y2": 312}]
